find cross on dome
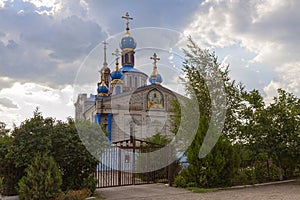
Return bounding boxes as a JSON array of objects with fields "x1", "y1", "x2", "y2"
[
  {"x1": 149, "y1": 52, "x2": 163, "y2": 84},
  {"x1": 112, "y1": 48, "x2": 121, "y2": 60},
  {"x1": 122, "y1": 12, "x2": 133, "y2": 36},
  {"x1": 112, "y1": 48, "x2": 121, "y2": 70},
  {"x1": 150, "y1": 53, "x2": 160, "y2": 67}
]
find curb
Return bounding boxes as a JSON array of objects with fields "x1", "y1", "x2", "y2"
[{"x1": 218, "y1": 179, "x2": 297, "y2": 190}]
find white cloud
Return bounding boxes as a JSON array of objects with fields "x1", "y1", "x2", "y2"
[
  {"x1": 184, "y1": 0, "x2": 300, "y2": 100},
  {"x1": 0, "y1": 82, "x2": 74, "y2": 128},
  {"x1": 0, "y1": 0, "x2": 4, "y2": 8},
  {"x1": 263, "y1": 80, "x2": 282, "y2": 104},
  {"x1": 23, "y1": 0, "x2": 62, "y2": 15}
]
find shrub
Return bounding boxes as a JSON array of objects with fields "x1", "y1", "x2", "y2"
[
  {"x1": 174, "y1": 175, "x2": 187, "y2": 188},
  {"x1": 233, "y1": 168, "x2": 258, "y2": 185},
  {"x1": 82, "y1": 174, "x2": 97, "y2": 195},
  {"x1": 18, "y1": 153, "x2": 62, "y2": 200},
  {"x1": 186, "y1": 182, "x2": 197, "y2": 188},
  {"x1": 254, "y1": 161, "x2": 280, "y2": 182},
  {"x1": 55, "y1": 189, "x2": 92, "y2": 200}
]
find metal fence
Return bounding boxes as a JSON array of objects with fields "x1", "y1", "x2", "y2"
[{"x1": 95, "y1": 138, "x2": 173, "y2": 188}]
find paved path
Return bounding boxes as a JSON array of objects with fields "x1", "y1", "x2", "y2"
[{"x1": 98, "y1": 181, "x2": 300, "y2": 200}]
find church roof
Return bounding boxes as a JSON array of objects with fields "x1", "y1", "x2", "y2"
[{"x1": 121, "y1": 65, "x2": 148, "y2": 76}]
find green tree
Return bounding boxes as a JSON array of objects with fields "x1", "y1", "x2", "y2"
[
  {"x1": 7, "y1": 109, "x2": 53, "y2": 168},
  {"x1": 51, "y1": 118, "x2": 99, "y2": 190},
  {"x1": 240, "y1": 89, "x2": 300, "y2": 181},
  {"x1": 255, "y1": 89, "x2": 300, "y2": 180},
  {"x1": 176, "y1": 37, "x2": 241, "y2": 187},
  {"x1": 0, "y1": 122, "x2": 22, "y2": 195},
  {"x1": 0, "y1": 122, "x2": 9, "y2": 138},
  {"x1": 18, "y1": 153, "x2": 62, "y2": 200},
  {"x1": 5, "y1": 110, "x2": 103, "y2": 193}
]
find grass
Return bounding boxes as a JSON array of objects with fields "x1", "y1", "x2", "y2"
[{"x1": 186, "y1": 187, "x2": 217, "y2": 193}]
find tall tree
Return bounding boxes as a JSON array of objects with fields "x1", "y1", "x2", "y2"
[
  {"x1": 178, "y1": 37, "x2": 241, "y2": 187},
  {"x1": 256, "y1": 89, "x2": 300, "y2": 180}
]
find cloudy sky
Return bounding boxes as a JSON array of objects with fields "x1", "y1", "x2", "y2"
[{"x1": 0, "y1": 0, "x2": 299, "y2": 128}]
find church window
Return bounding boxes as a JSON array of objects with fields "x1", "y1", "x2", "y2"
[
  {"x1": 116, "y1": 86, "x2": 121, "y2": 94},
  {"x1": 131, "y1": 54, "x2": 134, "y2": 65},
  {"x1": 125, "y1": 54, "x2": 129, "y2": 63},
  {"x1": 129, "y1": 76, "x2": 132, "y2": 88},
  {"x1": 135, "y1": 77, "x2": 138, "y2": 87}
]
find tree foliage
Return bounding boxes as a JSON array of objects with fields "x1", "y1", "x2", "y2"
[
  {"x1": 176, "y1": 37, "x2": 241, "y2": 187},
  {"x1": 242, "y1": 89, "x2": 300, "y2": 180},
  {"x1": 1, "y1": 109, "x2": 100, "y2": 195},
  {"x1": 18, "y1": 153, "x2": 62, "y2": 200}
]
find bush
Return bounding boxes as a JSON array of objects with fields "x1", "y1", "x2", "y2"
[
  {"x1": 82, "y1": 174, "x2": 97, "y2": 195},
  {"x1": 18, "y1": 153, "x2": 62, "y2": 200},
  {"x1": 233, "y1": 168, "x2": 258, "y2": 185},
  {"x1": 254, "y1": 161, "x2": 280, "y2": 182},
  {"x1": 174, "y1": 175, "x2": 187, "y2": 188},
  {"x1": 186, "y1": 182, "x2": 197, "y2": 188},
  {"x1": 55, "y1": 189, "x2": 92, "y2": 200}
]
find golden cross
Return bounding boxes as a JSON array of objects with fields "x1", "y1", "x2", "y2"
[
  {"x1": 150, "y1": 53, "x2": 160, "y2": 77},
  {"x1": 112, "y1": 48, "x2": 121, "y2": 60},
  {"x1": 112, "y1": 49, "x2": 121, "y2": 70},
  {"x1": 150, "y1": 53, "x2": 160, "y2": 65},
  {"x1": 122, "y1": 12, "x2": 133, "y2": 35}
]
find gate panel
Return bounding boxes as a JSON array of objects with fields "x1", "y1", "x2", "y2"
[{"x1": 95, "y1": 138, "x2": 170, "y2": 188}]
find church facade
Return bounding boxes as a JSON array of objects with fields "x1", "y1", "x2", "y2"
[{"x1": 75, "y1": 12, "x2": 179, "y2": 142}]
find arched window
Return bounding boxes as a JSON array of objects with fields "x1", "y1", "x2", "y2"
[
  {"x1": 129, "y1": 76, "x2": 132, "y2": 88},
  {"x1": 131, "y1": 54, "x2": 134, "y2": 65},
  {"x1": 125, "y1": 54, "x2": 129, "y2": 63},
  {"x1": 135, "y1": 77, "x2": 138, "y2": 88}
]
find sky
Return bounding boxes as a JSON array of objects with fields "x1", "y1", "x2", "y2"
[{"x1": 0, "y1": 0, "x2": 299, "y2": 128}]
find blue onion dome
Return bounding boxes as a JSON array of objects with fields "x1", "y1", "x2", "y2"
[
  {"x1": 97, "y1": 84, "x2": 109, "y2": 94},
  {"x1": 97, "y1": 73, "x2": 109, "y2": 96},
  {"x1": 156, "y1": 73, "x2": 163, "y2": 84},
  {"x1": 120, "y1": 36, "x2": 137, "y2": 50},
  {"x1": 149, "y1": 76, "x2": 156, "y2": 85},
  {"x1": 110, "y1": 70, "x2": 123, "y2": 80},
  {"x1": 148, "y1": 74, "x2": 162, "y2": 85}
]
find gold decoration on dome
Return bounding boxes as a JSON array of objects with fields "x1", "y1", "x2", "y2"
[
  {"x1": 99, "y1": 72, "x2": 107, "y2": 87},
  {"x1": 150, "y1": 53, "x2": 160, "y2": 78},
  {"x1": 122, "y1": 12, "x2": 133, "y2": 36},
  {"x1": 111, "y1": 79, "x2": 123, "y2": 84},
  {"x1": 98, "y1": 73, "x2": 108, "y2": 97},
  {"x1": 112, "y1": 48, "x2": 121, "y2": 71}
]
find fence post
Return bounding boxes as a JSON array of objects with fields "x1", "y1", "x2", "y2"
[
  {"x1": 168, "y1": 144, "x2": 173, "y2": 186},
  {"x1": 118, "y1": 148, "x2": 122, "y2": 186}
]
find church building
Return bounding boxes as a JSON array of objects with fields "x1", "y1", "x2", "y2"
[{"x1": 75, "y1": 12, "x2": 179, "y2": 142}]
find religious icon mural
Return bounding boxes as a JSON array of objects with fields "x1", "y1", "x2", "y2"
[{"x1": 147, "y1": 89, "x2": 164, "y2": 109}]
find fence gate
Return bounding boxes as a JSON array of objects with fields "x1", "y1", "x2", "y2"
[{"x1": 95, "y1": 138, "x2": 173, "y2": 188}]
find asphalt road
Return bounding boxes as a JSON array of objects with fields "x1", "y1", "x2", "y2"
[{"x1": 98, "y1": 181, "x2": 300, "y2": 200}]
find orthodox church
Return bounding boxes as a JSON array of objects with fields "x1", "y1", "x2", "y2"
[{"x1": 75, "y1": 12, "x2": 179, "y2": 142}]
